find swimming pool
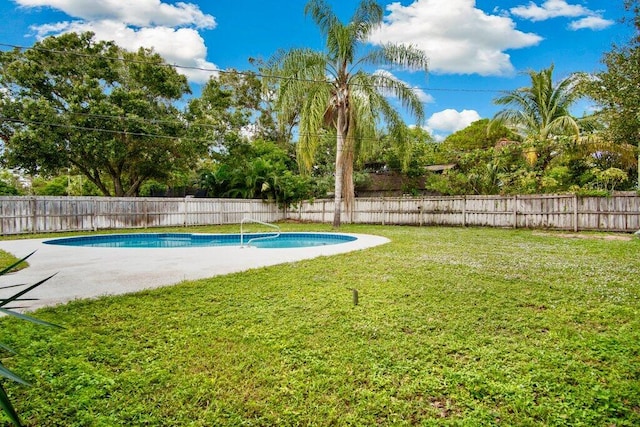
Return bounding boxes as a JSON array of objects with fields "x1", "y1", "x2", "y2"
[{"x1": 43, "y1": 232, "x2": 358, "y2": 249}]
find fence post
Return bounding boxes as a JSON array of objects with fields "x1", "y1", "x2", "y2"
[
  {"x1": 322, "y1": 200, "x2": 326, "y2": 223},
  {"x1": 30, "y1": 196, "x2": 37, "y2": 233},
  {"x1": 462, "y1": 196, "x2": 467, "y2": 227},
  {"x1": 573, "y1": 194, "x2": 579, "y2": 232},
  {"x1": 183, "y1": 197, "x2": 188, "y2": 227},
  {"x1": 91, "y1": 198, "x2": 96, "y2": 231},
  {"x1": 513, "y1": 195, "x2": 518, "y2": 229},
  {"x1": 142, "y1": 199, "x2": 146, "y2": 229},
  {"x1": 381, "y1": 197, "x2": 386, "y2": 226},
  {"x1": 350, "y1": 199, "x2": 355, "y2": 224}
]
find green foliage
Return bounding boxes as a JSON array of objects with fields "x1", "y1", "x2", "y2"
[
  {"x1": 138, "y1": 180, "x2": 169, "y2": 197},
  {"x1": 0, "y1": 171, "x2": 23, "y2": 196},
  {"x1": 1, "y1": 225, "x2": 639, "y2": 425},
  {"x1": 0, "y1": 181, "x2": 19, "y2": 196},
  {"x1": 364, "y1": 127, "x2": 437, "y2": 177},
  {"x1": 30, "y1": 176, "x2": 68, "y2": 196},
  {"x1": 593, "y1": 167, "x2": 629, "y2": 192},
  {"x1": 185, "y1": 70, "x2": 271, "y2": 151},
  {"x1": 541, "y1": 166, "x2": 573, "y2": 192},
  {"x1": 0, "y1": 252, "x2": 62, "y2": 426},
  {"x1": 442, "y1": 118, "x2": 518, "y2": 152},
  {"x1": 419, "y1": 63, "x2": 638, "y2": 196},
  {"x1": 197, "y1": 140, "x2": 320, "y2": 207},
  {"x1": 491, "y1": 65, "x2": 584, "y2": 143},
  {"x1": 0, "y1": 32, "x2": 200, "y2": 197},
  {"x1": 29, "y1": 175, "x2": 101, "y2": 196},
  {"x1": 584, "y1": 37, "x2": 640, "y2": 149}
]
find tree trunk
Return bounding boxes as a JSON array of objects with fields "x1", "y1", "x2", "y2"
[
  {"x1": 342, "y1": 139, "x2": 354, "y2": 218},
  {"x1": 333, "y1": 112, "x2": 346, "y2": 228}
]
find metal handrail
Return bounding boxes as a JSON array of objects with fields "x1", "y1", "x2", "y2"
[{"x1": 240, "y1": 217, "x2": 281, "y2": 247}]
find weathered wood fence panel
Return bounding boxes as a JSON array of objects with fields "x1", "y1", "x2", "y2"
[
  {"x1": 2, "y1": 194, "x2": 639, "y2": 235},
  {"x1": 0, "y1": 197, "x2": 285, "y2": 235},
  {"x1": 294, "y1": 193, "x2": 640, "y2": 232}
]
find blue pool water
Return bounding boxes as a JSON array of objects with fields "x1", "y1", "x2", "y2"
[{"x1": 43, "y1": 232, "x2": 358, "y2": 249}]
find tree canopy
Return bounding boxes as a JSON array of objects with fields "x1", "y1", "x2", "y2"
[
  {"x1": 442, "y1": 119, "x2": 518, "y2": 152},
  {"x1": 0, "y1": 32, "x2": 202, "y2": 196}
]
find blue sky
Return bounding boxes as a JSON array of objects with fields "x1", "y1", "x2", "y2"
[{"x1": 0, "y1": 0, "x2": 633, "y2": 139}]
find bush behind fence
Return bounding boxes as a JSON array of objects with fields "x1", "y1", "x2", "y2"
[{"x1": 1, "y1": 194, "x2": 639, "y2": 235}]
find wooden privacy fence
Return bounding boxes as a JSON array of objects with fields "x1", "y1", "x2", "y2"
[
  {"x1": 0, "y1": 197, "x2": 285, "y2": 235},
  {"x1": 292, "y1": 194, "x2": 640, "y2": 232},
  {"x1": 1, "y1": 193, "x2": 639, "y2": 235}
]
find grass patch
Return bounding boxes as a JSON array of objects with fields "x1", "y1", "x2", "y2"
[
  {"x1": 0, "y1": 251, "x2": 24, "y2": 273},
  {"x1": 1, "y1": 225, "x2": 639, "y2": 425}
]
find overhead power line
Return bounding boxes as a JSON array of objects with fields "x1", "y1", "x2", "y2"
[
  {"x1": 0, "y1": 114, "x2": 434, "y2": 146},
  {"x1": 0, "y1": 42, "x2": 503, "y2": 94},
  {"x1": 0, "y1": 116, "x2": 191, "y2": 141}
]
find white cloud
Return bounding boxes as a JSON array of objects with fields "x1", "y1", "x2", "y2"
[
  {"x1": 412, "y1": 87, "x2": 435, "y2": 104},
  {"x1": 510, "y1": 0, "x2": 613, "y2": 31},
  {"x1": 18, "y1": 0, "x2": 218, "y2": 83},
  {"x1": 369, "y1": 0, "x2": 542, "y2": 76},
  {"x1": 16, "y1": 0, "x2": 215, "y2": 28},
  {"x1": 510, "y1": 0, "x2": 589, "y2": 21},
  {"x1": 427, "y1": 109, "x2": 481, "y2": 133},
  {"x1": 569, "y1": 15, "x2": 614, "y2": 31}
]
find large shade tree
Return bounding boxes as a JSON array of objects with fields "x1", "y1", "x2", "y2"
[
  {"x1": 0, "y1": 32, "x2": 201, "y2": 196},
  {"x1": 268, "y1": 0, "x2": 429, "y2": 227}
]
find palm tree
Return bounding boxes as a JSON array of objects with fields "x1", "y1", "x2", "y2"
[
  {"x1": 267, "y1": 0, "x2": 429, "y2": 227},
  {"x1": 490, "y1": 65, "x2": 583, "y2": 144}
]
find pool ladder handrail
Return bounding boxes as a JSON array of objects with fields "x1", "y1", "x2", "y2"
[{"x1": 240, "y1": 217, "x2": 281, "y2": 248}]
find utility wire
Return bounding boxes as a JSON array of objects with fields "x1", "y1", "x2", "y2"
[
  {"x1": 0, "y1": 116, "x2": 193, "y2": 142},
  {"x1": 0, "y1": 41, "x2": 491, "y2": 143},
  {"x1": 0, "y1": 41, "x2": 502, "y2": 94},
  {"x1": 0, "y1": 114, "x2": 411, "y2": 145}
]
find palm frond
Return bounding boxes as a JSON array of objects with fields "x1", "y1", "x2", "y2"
[
  {"x1": 360, "y1": 43, "x2": 429, "y2": 72},
  {"x1": 351, "y1": 0, "x2": 383, "y2": 40},
  {"x1": 366, "y1": 70, "x2": 425, "y2": 123},
  {"x1": 304, "y1": 0, "x2": 339, "y2": 38},
  {"x1": 0, "y1": 251, "x2": 35, "y2": 277},
  {"x1": 350, "y1": 71, "x2": 416, "y2": 170},
  {"x1": 297, "y1": 83, "x2": 333, "y2": 173},
  {"x1": 326, "y1": 23, "x2": 357, "y2": 67},
  {"x1": 491, "y1": 65, "x2": 582, "y2": 142},
  {"x1": 0, "y1": 383, "x2": 22, "y2": 427},
  {"x1": 0, "y1": 251, "x2": 63, "y2": 426},
  {"x1": 0, "y1": 363, "x2": 29, "y2": 387},
  {"x1": 0, "y1": 273, "x2": 57, "y2": 309},
  {"x1": 0, "y1": 308, "x2": 63, "y2": 329}
]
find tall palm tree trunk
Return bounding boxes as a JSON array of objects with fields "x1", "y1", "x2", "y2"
[
  {"x1": 342, "y1": 137, "x2": 355, "y2": 220},
  {"x1": 333, "y1": 110, "x2": 346, "y2": 227}
]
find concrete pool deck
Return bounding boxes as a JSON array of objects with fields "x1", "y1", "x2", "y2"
[{"x1": 0, "y1": 233, "x2": 389, "y2": 312}]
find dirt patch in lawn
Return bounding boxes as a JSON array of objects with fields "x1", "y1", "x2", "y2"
[{"x1": 532, "y1": 231, "x2": 635, "y2": 241}]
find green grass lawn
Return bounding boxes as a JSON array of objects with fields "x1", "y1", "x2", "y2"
[{"x1": 1, "y1": 224, "x2": 639, "y2": 426}]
